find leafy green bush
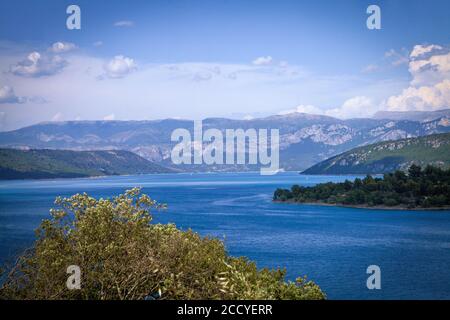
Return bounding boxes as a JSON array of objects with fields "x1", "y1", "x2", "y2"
[{"x1": 0, "y1": 188, "x2": 324, "y2": 300}]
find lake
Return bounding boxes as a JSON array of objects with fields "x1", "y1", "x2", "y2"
[{"x1": 1, "y1": 172, "x2": 450, "y2": 299}]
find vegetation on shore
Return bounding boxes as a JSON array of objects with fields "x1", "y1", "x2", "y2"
[
  {"x1": 0, "y1": 188, "x2": 324, "y2": 300},
  {"x1": 0, "y1": 148, "x2": 173, "y2": 179},
  {"x1": 274, "y1": 165, "x2": 450, "y2": 209}
]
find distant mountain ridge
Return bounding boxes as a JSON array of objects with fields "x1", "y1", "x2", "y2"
[
  {"x1": 0, "y1": 149, "x2": 174, "y2": 179},
  {"x1": 373, "y1": 109, "x2": 450, "y2": 122},
  {"x1": 0, "y1": 109, "x2": 449, "y2": 171},
  {"x1": 302, "y1": 132, "x2": 450, "y2": 174}
]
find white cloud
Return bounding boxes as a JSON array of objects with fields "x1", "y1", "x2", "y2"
[
  {"x1": 278, "y1": 97, "x2": 379, "y2": 119},
  {"x1": 278, "y1": 104, "x2": 323, "y2": 115},
  {"x1": 114, "y1": 20, "x2": 134, "y2": 27},
  {"x1": 386, "y1": 44, "x2": 450, "y2": 112},
  {"x1": 93, "y1": 41, "x2": 103, "y2": 47},
  {"x1": 325, "y1": 96, "x2": 379, "y2": 119},
  {"x1": 0, "y1": 85, "x2": 25, "y2": 104},
  {"x1": 0, "y1": 43, "x2": 398, "y2": 129},
  {"x1": 410, "y1": 44, "x2": 443, "y2": 59},
  {"x1": 9, "y1": 42, "x2": 75, "y2": 79},
  {"x1": 103, "y1": 113, "x2": 115, "y2": 120},
  {"x1": 51, "y1": 112, "x2": 63, "y2": 121},
  {"x1": 252, "y1": 56, "x2": 273, "y2": 66},
  {"x1": 384, "y1": 48, "x2": 409, "y2": 66},
  {"x1": 385, "y1": 80, "x2": 450, "y2": 111},
  {"x1": 102, "y1": 55, "x2": 137, "y2": 79},
  {"x1": 49, "y1": 42, "x2": 76, "y2": 53},
  {"x1": 10, "y1": 51, "x2": 68, "y2": 77},
  {"x1": 408, "y1": 50, "x2": 450, "y2": 86}
]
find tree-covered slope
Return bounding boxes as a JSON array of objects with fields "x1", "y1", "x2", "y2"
[
  {"x1": 275, "y1": 165, "x2": 450, "y2": 209},
  {"x1": 302, "y1": 133, "x2": 450, "y2": 174},
  {"x1": 0, "y1": 149, "x2": 174, "y2": 179}
]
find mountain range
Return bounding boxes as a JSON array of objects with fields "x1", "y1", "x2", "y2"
[
  {"x1": 302, "y1": 132, "x2": 450, "y2": 175},
  {"x1": 373, "y1": 109, "x2": 450, "y2": 122},
  {"x1": 0, "y1": 109, "x2": 449, "y2": 172}
]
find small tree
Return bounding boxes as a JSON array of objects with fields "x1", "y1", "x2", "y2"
[
  {"x1": 0, "y1": 188, "x2": 325, "y2": 300},
  {"x1": 408, "y1": 164, "x2": 422, "y2": 179}
]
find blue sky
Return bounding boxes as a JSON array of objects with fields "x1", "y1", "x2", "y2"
[{"x1": 0, "y1": 0, "x2": 449, "y2": 130}]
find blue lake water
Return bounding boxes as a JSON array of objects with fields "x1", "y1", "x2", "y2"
[{"x1": 1, "y1": 172, "x2": 450, "y2": 299}]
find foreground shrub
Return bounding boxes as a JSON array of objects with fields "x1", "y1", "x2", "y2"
[{"x1": 0, "y1": 188, "x2": 324, "y2": 300}]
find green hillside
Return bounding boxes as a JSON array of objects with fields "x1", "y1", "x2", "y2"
[
  {"x1": 303, "y1": 133, "x2": 450, "y2": 174},
  {"x1": 0, "y1": 149, "x2": 174, "y2": 179}
]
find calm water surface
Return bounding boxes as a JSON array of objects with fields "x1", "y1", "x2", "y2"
[{"x1": 1, "y1": 172, "x2": 449, "y2": 299}]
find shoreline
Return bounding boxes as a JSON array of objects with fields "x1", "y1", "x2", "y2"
[
  {"x1": 0, "y1": 170, "x2": 312, "y2": 182},
  {"x1": 273, "y1": 200, "x2": 450, "y2": 211},
  {"x1": 0, "y1": 172, "x2": 174, "y2": 182}
]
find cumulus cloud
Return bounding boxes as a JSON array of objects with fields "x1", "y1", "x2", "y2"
[
  {"x1": 278, "y1": 104, "x2": 323, "y2": 115},
  {"x1": 49, "y1": 41, "x2": 76, "y2": 53},
  {"x1": 10, "y1": 51, "x2": 68, "y2": 77},
  {"x1": 278, "y1": 97, "x2": 379, "y2": 119},
  {"x1": 0, "y1": 85, "x2": 25, "y2": 104},
  {"x1": 114, "y1": 20, "x2": 134, "y2": 27},
  {"x1": 103, "y1": 113, "x2": 115, "y2": 120},
  {"x1": 325, "y1": 96, "x2": 378, "y2": 119},
  {"x1": 410, "y1": 44, "x2": 443, "y2": 59},
  {"x1": 102, "y1": 55, "x2": 137, "y2": 79},
  {"x1": 252, "y1": 56, "x2": 273, "y2": 66},
  {"x1": 408, "y1": 48, "x2": 450, "y2": 86},
  {"x1": 386, "y1": 80, "x2": 450, "y2": 111},
  {"x1": 386, "y1": 44, "x2": 450, "y2": 112}
]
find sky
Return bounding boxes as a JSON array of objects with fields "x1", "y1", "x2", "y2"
[{"x1": 0, "y1": 0, "x2": 449, "y2": 131}]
